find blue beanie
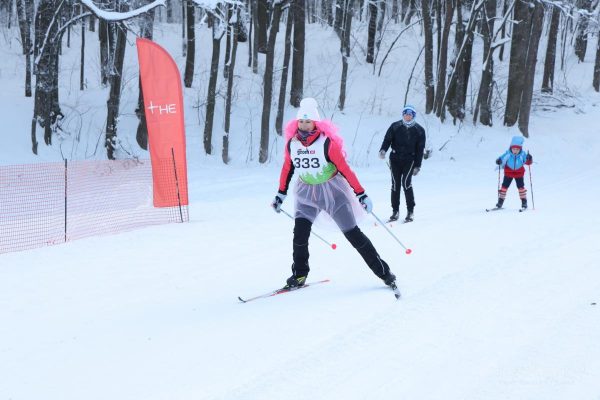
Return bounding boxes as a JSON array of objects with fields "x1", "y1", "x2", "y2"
[{"x1": 510, "y1": 136, "x2": 524, "y2": 149}]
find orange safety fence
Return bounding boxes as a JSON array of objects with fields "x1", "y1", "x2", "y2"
[{"x1": 0, "y1": 158, "x2": 188, "y2": 254}]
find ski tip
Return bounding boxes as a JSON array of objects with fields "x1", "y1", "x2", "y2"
[{"x1": 237, "y1": 296, "x2": 247, "y2": 303}]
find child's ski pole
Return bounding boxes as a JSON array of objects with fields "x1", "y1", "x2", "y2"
[
  {"x1": 497, "y1": 163, "x2": 501, "y2": 193},
  {"x1": 280, "y1": 209, "x2": 337, "y2": 250},
  {"x1": 528, "y1": 164, "x2": 535, "y2": 210}
]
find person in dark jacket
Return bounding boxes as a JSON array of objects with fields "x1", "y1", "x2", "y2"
[{"x1": 379, "y1": 105, "x2": 426, "y2": 222}]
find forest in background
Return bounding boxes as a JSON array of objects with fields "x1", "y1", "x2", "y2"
[{"x1": 1, "y1": 0, "x2": 599, "y2": 163}]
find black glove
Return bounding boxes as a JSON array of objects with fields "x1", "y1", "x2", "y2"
[
  {"x1": 357, "y1": 193, "x2": 373, "y2": 213},
  {"x1": 495, "y1": 158, "x2": 502, "y2": 165},
  {"x1": 271, "y1": 194, "x2": 286, "y2": 213},
  {"x1": 526, "y1": 154, "x2": 533, "y2": 162}
]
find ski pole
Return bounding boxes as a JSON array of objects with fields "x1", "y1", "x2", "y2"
[
  {"x1": 371, "y1": 211, "x2": 412, "y2": 254},
  {"x1": 497, "y1": 164, "x2": 501, "y2": 193},
  {"x1": 280, "y1": 209, "x2": 337, "y2": 250},
  {"x1": 528, "y1": 164, "x2": 535, "y2": 210}
]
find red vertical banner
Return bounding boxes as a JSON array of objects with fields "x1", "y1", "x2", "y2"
[{"x1": 136, "y1": 38, "x2": 189, "y2": 207}]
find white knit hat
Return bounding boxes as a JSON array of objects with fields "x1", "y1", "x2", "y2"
[{"x1": 296, "y1": 98, "x2": 321, "y2": 121}]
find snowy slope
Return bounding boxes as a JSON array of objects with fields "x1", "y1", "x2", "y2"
[
  {"x1": 2, "y1": 108, "x2": 600, "y2": 399},
  {"x1": 1, "y1": 16, "x2": 600, "y2": 400}
]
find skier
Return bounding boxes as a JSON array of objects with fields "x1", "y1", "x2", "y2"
[
  {"x1": 379, "y1": 104, "x2": 426, "y2": 223},
  {"x1": 271, "y1": 98, "x2": 398, "y2": 291},
  {"x1": 493, "y1": 136, "x2": 533, "y2": 210}
]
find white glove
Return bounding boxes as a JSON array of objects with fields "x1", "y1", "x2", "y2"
[
  {"x1": 412, "y1": 167, "x2": 420, "y2": 176},
  {"x1": 379, "y1": 150, "x2": 386, "y2": 160}
]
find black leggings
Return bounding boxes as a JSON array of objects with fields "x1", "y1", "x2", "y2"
[
  {"x1": 291, "y1": 218, "x2": 390, "y2": 280},
  {"x1": 390, "y1": 159, "x2": 416, "y2": 212}
]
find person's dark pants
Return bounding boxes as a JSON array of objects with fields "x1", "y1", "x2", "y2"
[
  {"x1": 292, "y1": 218, "x2": 312, "y2": 277},
  {"x1": 291, "y1": 218, "x2": 390, "y2": 280},
  {"x1": 390, "y1": 159, "x2": 416, "y2": 212}
]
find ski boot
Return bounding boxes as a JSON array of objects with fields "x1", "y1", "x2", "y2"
[
  {"x1": 382, "y1": 272, "x2": 397, "y2": 288},
  {"x1": 495, "y1": 198, "x2": 505, "y2": 209},
  {"x1": 404, "y1": 211, "x2": 414, "y2": 223},
  {"x1": 382, "y1": 271, "x2": 401, "y2": 299},
  {"x1": 284, "y1": 275, "x2": 307, "y2": 289},
  {"x1": 521, "y1": 199, "x2": 527, "y2": 210},
  {"x1": 388, "y1": 210, "x2": 399, "y2": 222}
]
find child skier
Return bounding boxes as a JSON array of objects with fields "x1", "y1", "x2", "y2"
[
  {"x1": 494, "y1": 136, "x2": 533, "y2": 210},
  {"x1": 271, "y1": 98, "x2": 398, "y2": 293}
]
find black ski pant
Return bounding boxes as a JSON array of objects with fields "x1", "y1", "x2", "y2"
[
  {"x1": 390, "y1": 158, "x2": 416, "y2": 213},
  {"x1": 292, "y1": 218, "x2": 390, "y2": 280},
  {"x1": 499, "y1": 176, "x2": 527, "y2": 202},
  {"x1": 501, "y1": 176, "x2": 525, "y2": 190}
]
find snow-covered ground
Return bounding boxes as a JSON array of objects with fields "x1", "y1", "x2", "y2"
[{"x1": 1, "y1": 16, "x2": 600, "y2": 400}]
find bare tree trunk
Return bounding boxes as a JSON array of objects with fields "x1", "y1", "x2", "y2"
[
  {"x1": 183, "y1": 0, "x2": 195, "y2": 87},
  {"x1": 32, "y1": 0, "x2": 64, "y2": 152},
  {"x1": 259, "y1": 2, "x2": 283, "y2": 164},
  {"x1": 574, "y1": 0, "x2": 592, "y2": 62},
  {"x1": 366, "y1": 0, "x2": 377, "y2": 63},
  {"x1": 446, "y1": 0, "x2": 478, "y2": 123},
  {"x1": 99, "y1": 18, "x2": 109, "y2": 85},
  {"x1": 435, "y1": 0, "x2": 441, "y2": 66},
  {"x1": 401, "y1": 0, "x2": 409, "y2": 21},
  {"x1": 339, "y1": 0, "x2": 353, "y2": 110},
  {"x1": 403, "y1": 0, "x2": 416, "y2": 24},
  {"x1": 392, "y1": 0, "x2": 399, "y2": 23},
  {"x1": 422, "y1": 0, "x2": 434, "y2": 113},
  {"x1": 257, "y1": 0, "x2": 268, "y2": 53},
  {"x1": 165, "y1": 0, "x2": 173, "y2": 22},
  {"x1": 321, "y1": 0, "x2": 331, "y2": 26},
  {"x1": 251, "y1": 0, "x2": 258, "y2": 72},
  {"x1": 135, "y1": 4, "x2": 154, "y2": 150},
  {"x1": 474, "y1": 0, "x2": 496, "y2": 126},
  {"x1": 181, "y1": 0, "x2": 186, "y2": 56},
  {"x1": 334, "y1": 0, "x2": 343, "y2": 36},
  {"x1": 517, "y1": 2, "x2": 544, "y2": 137},
  {"x1": 224, "y1": 6, "x2": 232, "y2": 78},
  {"x1": 498, "y1": 0, "x2": 508, "y2": 61},
  {"x1": 541, "y1": 4, "x2": 560, "y2": 94},
  {"x1": 247, "y1": 0, "x2": 253, "y2": 67},
  {"x1": 560, "y1": 7, "x2": 572, "y2": 71},
  {"x1": 80, "y1": 10, "x2": 85, "y2": 91},
  {"x1": 433, "y1": 0, "x2": 454, "y2": 119},
  {"x1": 105, "y1": 16, "x2": 127, "y2": 160},
  {"x1": 594, "y1": 28, "x2": 600, "y2": 91},
  {"x1": 276, "y1": 7, "x2": 294, "y2": 135},
  {"x1": 290, "y1": 0, "x2": 305, "y2": 107},
  {"x1": 16, "y1": 0, "x2": 33, "y2": 97},
  {"x1": 204, "y1": 13, "x2": 223, "y2": 155},
  {"x1": 504, "y1": 0, "x2": 531, "y2": 127},
  {"x1": 223, "y1": 6, "x2": 239, "y2": 164}
]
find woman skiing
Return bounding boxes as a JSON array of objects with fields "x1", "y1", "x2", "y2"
[{"x1": 271, "y1": 98, "x2": 398, "y2": 292}]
